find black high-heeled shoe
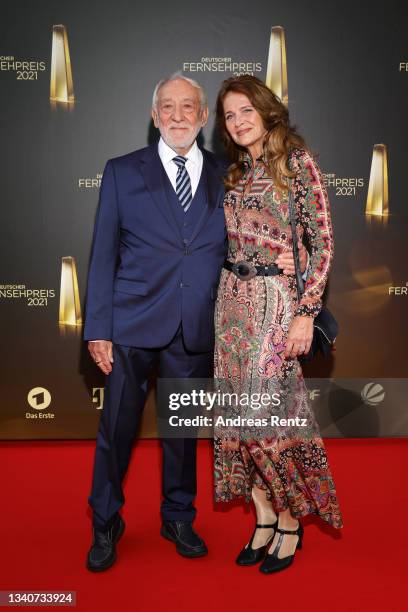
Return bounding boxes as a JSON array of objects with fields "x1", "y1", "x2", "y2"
[
  {"x1": 236, "y1": 520, "x2": 278, "y2": 566},
  {"x1": 259, "y1": 519, "x2": 304, "y2": 574}
]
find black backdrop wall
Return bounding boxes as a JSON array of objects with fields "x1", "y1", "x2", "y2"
[{"x1": 1, "y1": 0, "x2": 407, "y2": 439}]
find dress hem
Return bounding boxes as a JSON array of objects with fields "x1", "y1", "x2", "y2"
[{"x1": 214, "y1": 492, "x2": 344, "y2": 530}]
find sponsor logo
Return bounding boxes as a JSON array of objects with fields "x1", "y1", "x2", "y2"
[
  {"x1": 26, "y1": 387, "x2": 55, "y2": 420},
  {"x1": 308, "y1": 389, "x2": 321, "y2": 401},
  {"x1": 92, "y1": 387, "x2": 104, "y2": 410},
  {"x1": 361, "y1": 382, "x2": 385, "y2": 406}
]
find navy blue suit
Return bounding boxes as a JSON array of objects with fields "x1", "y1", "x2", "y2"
[{"x1": 84, "y1": 141, "x2": 227, "y2": 528}]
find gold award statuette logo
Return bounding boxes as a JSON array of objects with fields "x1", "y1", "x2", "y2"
[
  {"x1": 50, "y1": 25, "x2": 75, "y2": 107},
  {"x1": 266, "y1": 26, "x2": 288, "y2": 106},
  {"x1": 365, "y1": 144, "x2": 389, "y2": 225},
  {"x1": 59, "y1": 256, "x2": 82, "y2": 330}
]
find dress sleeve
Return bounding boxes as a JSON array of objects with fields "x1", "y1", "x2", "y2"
[{"x1": 290, "y1": 150, "x2": 334, "y2": 318}]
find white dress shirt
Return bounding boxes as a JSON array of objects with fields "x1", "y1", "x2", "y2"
[{"x1": 158, "y1": 136, "x2": 203, "y2": 197}]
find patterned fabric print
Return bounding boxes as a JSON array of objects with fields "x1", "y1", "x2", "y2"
[
  {"x1": 289, "y1": 149, "x2": 334, "y2": 317},
  {"x1": 214, "y1": 148, "x2": 343, "y2": 529}
]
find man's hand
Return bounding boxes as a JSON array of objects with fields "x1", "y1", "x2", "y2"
[
  {"x1": 276, "y1": 241, "x2": 308, "y2": 275},
  {"x1": 88, "y1": 340, "x2": 114, "y2": 375},
  {"x1": 284, "y1": 315, "x2": 314, "y2": 359}
]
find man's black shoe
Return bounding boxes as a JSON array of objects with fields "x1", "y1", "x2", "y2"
[
  {"x1": 86, "y1": 514, "x2": 125, "y2": 572},
  {"x1": 160, "y1": 521, "x2": 208, "y2": 558}
]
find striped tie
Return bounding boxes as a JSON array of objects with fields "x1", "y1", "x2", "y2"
[{"x1": 173, "y1": 156, "x2": 192, "y2": 212}]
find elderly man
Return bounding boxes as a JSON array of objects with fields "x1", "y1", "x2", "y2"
[{"x1": 84, "y1": 74, "x2": 306, "y2": 571}]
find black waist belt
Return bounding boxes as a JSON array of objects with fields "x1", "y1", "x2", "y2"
[{"x1": 223, "y1": 260, "x2": 281, "y2": 281}]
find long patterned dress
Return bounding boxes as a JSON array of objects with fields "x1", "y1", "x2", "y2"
[{"x1": 213, "y1": 147, "x2": 343, "y2": 529}]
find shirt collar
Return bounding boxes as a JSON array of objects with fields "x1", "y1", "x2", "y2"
[
  {"x1": 240, "y1": 150, "x2": 266, "y2": 166},
  {"x1": 158, "y1": 136, "x2": 200, "y2": 166},
  {"x1": 240, "y1": 150, "x2": 267, "y2": 180}
]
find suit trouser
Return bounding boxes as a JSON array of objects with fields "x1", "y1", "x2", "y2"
[{"x1": 88, "y1": 325, "x2": 213, "y2": 529}]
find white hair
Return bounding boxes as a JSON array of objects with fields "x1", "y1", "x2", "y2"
[{"x1": 152, "y1": 72, "x2": 207, "y2": 110}]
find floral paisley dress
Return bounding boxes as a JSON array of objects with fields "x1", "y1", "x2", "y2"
[{"x1": 213, "y1": 148, "x2": 343, "y2": 529}]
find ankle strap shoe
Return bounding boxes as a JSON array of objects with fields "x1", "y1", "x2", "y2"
[
  {"x1": 259, "y1": 520, "x2": 304, "y2": 574},
  {"x1": 236, "y1": 521, "x2": 278, "y2": 566}
]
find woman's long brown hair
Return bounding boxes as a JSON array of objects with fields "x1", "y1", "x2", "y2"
[{"x1": 216, "y1": 75, "x2": 308, "y2": 192}]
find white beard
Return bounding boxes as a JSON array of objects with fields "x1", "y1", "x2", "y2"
[{"x1": 160, "y1": 125, "x2": 201, "y2": 152}]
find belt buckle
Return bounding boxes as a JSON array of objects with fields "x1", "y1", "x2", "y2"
[{"x1": 231, "y1": 260, "x2": 257, "y2": 281}]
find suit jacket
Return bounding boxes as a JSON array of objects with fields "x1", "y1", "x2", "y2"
[{"x1": 83, "y1": 141, "x2": 228, "y2": 352}]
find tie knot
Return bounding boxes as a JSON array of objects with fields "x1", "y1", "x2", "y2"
[{"x1": 173, "y1": 155, "x2": 187, "y2": 168}]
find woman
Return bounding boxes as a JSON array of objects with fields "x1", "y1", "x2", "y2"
[{"x1": 213, "y1": 75, "x2": 343, "y2": 574}]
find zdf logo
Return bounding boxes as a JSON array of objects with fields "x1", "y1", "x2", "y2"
[
  {"x1": 361, "y1": 383, "x2": 385, "y2": 406},
  {"x1": 27, "y1": 387, "x2": 52, "y2": 410}
]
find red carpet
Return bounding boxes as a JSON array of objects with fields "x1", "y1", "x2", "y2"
[{"x1": 1, "y1": 439, "x2": 407, "y2": 611}]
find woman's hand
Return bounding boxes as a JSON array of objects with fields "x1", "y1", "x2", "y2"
[
  {"x1": 276, "y1": 241, "x2": 308, "y2": 275},
  {"x1": 284, "y1": 315, "x2": 314, "y2": 359}
]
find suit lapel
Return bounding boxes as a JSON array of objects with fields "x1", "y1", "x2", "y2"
[
  {"x1": 188, "y1": 149, "x2": 225, "y2": 246},
  {"x1": 139, "y1": 144, "x2": 182, "y2": 241}
]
